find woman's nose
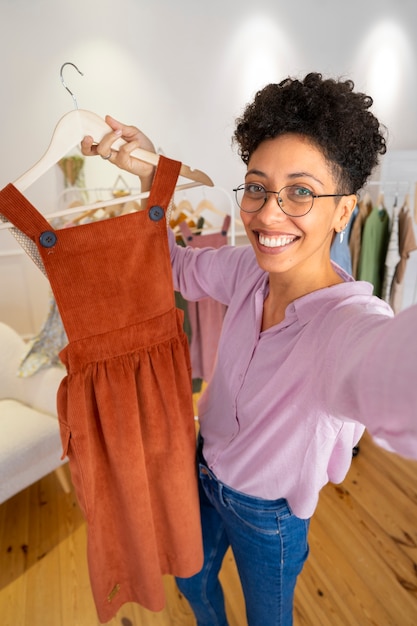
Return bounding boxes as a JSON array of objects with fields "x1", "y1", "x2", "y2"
[{"x1": 259, "y1": 192, "x2": 286, "y2": 219}]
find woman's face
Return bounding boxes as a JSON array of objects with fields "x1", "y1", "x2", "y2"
[{"x1": 240, "y1": 133, "x2": 355, "y2": 283}]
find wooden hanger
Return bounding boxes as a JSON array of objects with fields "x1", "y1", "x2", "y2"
[
  {"x1": 195, "y1": 198, "x2": 225, "y2": 220},
  {"x1": 13, "y1": 62, "x2": 213, "y2": 193},
  {"x1": 13, "y1": 108, "x2": 213, "y2": 192},
  {"x1": 376, "y1": 191, "x2": 385, "y2": 209}
]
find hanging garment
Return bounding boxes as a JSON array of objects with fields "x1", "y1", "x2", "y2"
[
  {"x1": 17, "y1": 293, "x2": 67, "y2": 377},
  {"x1": 390, "y1": 206, "x2": 417, "y2": 313},
  {"x1": 173, "y1": 216, "x2": 206, "y2": 392},
  {"x1": 179, "y1": 216, "x2": 230, "y2": 382},
  {"x1": 357, "y1": 205, "x2": 390, "y2": 297},
  {"x1": 0, "y1": 156, "x2": 203, "y2": 623},
  {"x1": 349, "y1": 196, "x2": 373, "y2": 278},
  {"x1": 381, "y1": 206, "x2": 401, "y2": 304}
]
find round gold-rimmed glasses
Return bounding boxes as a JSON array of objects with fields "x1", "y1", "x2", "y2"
[{"x1": 233, "y1": 183, "x2": 349, "y2": 217}]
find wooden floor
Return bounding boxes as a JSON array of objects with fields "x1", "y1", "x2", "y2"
[{"x1": 1, "y1": 431, "x2": 417, "y2": 625}]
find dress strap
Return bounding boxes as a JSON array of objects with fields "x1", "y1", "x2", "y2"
[
  {"x1": 0, "y1": 183, "x2": 53, "y2": 237},
  {"x1": 146, "y1": 156, "x2": 182, "y2": 213},
  {"x1": 0, "y1": 183, "x2": 53, "y2": 275}
]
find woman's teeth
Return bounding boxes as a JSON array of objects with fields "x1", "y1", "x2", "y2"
[{"x1": 258, "y1": 233, "x2": 296, "y2": 248}]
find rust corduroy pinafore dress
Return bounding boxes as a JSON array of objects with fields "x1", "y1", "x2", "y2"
[{"x1": 0, "y1": 156, "x2": 203, "y2": 623}]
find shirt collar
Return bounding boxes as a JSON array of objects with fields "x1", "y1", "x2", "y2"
[{"x1": 293, "y1": 266, "x2": 373, "y2": 327}]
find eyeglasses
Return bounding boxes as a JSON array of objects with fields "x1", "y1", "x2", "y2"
[{"x1": 233, "y1": 183, "x2": 349, "y2": 217}]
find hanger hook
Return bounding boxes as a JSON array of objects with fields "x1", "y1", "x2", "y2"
[{"x1": 60, "y1": 62, "x2": 84, "y2": 110}]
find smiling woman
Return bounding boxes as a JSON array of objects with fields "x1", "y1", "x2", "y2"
[
  {"x1": 234, "y1": 133, "x2": 357, "y2": 303},
  {"x1": 80, "y1": 72, "x2": 417, "y2": 626}
]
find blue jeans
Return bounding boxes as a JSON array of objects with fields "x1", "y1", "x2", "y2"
[{"x1": 176, "y1": 456, "x2": 310, "y2": 626}]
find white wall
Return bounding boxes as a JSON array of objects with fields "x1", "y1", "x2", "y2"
[
  {"x1": 2, "y1": 0, "x2": 417, "y2": 195},
  {"x1": 1, "y1": 0, "x2": 417, "y2": 333}
]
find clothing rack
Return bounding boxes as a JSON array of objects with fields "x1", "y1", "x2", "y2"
[
  {"x1": 172, "y1": 185, "x2": 243, "y2": 246},
  {"x1": 361, "y1": 180, "x2": 417, "y2": 219},
  {"x1": 363, "y1": 179, "x2": 410, "y2": 200}
]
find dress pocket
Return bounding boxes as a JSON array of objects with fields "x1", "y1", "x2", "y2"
[
  {"x1": 56, "y1": 377, "x2": 90, "y2": 520},
  {"x1": 58, "y1": 420, "x2": 71, "y2": 460}
]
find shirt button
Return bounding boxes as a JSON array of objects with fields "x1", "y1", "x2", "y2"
[
  {"x1": 149, "y1": 205, "x2": 164, "y2": 221},
  {"x1": 39, "y1": 231, "x2": 57, "y2": 248}
]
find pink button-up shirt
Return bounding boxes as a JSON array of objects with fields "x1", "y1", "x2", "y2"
[{"x1": 169, "y1": 231, "x2": 417, "y2": 518}]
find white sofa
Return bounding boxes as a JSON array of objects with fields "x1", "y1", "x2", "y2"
[{"x1": 0, "y1": 321, "x2": 70, "y2": 503}]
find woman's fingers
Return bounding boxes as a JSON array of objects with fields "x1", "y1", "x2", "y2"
[{"x1": 80, "y1": 118, "x2": 157, "y2": 180}]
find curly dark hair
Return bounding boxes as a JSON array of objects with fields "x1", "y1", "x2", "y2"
[{"x1": 233, "y1": 72, "x2": 387, "y2": 194}]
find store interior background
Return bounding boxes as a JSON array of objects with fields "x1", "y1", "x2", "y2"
[{"x1": 1, "y1": 0, "x2": 417, "y2": 334}]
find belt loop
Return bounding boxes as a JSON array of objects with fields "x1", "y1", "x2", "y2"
[{"x1": 217, "y1": 480, "x2": 227, "y2": 507}]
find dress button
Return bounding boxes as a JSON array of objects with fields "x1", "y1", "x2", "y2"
[
  {"x1": 149, "y1": 205, "x2": 164, "y2": 221},
  {"x1": 39, "y1": 231, "x2": 57, "y2": 248}
]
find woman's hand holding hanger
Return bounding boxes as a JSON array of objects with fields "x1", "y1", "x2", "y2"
[{"x1": 81, "y1": 115, "x2": 156, "y2": 192}]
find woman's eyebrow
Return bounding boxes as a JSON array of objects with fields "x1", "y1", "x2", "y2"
[
  {"x1": 288, "y1": 171, "x2": 324, "y2": 185},
  {"x1": 245, "y1": 169, "x2": 267, "y2": 179},
  {"x1": 245, "y1": 169, "x2": 324, "y2": 186}
]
